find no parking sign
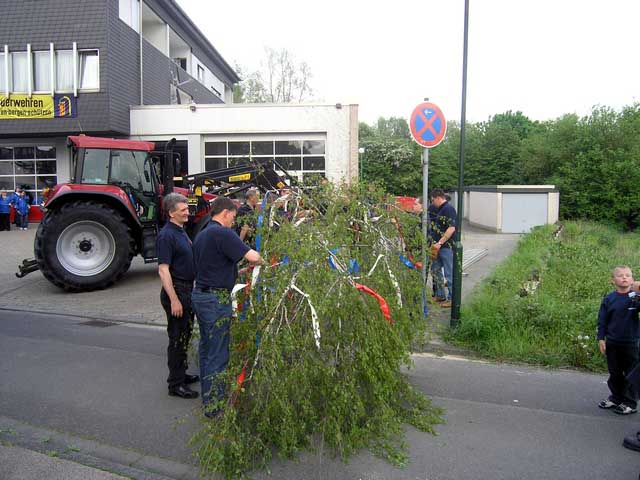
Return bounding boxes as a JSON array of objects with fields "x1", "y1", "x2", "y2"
[{"x1": 409, "y1": 102, "x2": 447, "y2": 148}]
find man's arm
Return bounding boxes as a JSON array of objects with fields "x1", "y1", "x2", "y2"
[
  {"x1": 158, "y1": 264, "x2": 182, "y2": 317},
  {"x1": 244, "y1": 249, "x2": 265, "y2": 265},
  {"x1": 434, "y1": 225, "x2": 456, "y2": 250}
]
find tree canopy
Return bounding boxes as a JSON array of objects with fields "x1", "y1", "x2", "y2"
[
  {"x1": 359, "y1": 103, "x2": 640, "y2": 230},
  {"x1": 234, "y1": 47, "x2": 313, "y2": 104}
]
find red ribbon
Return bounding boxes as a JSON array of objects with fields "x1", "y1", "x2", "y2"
[{"x1": 354, "y1": 283, "x2": 393, "y2": 325}]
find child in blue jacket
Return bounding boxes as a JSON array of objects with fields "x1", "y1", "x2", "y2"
[
  {"x1": 0, "y1": 191, "x2": 11, "y2": 231},
  {"x1": 597, "y1": 265, "x2": 640, "y2": 415},
  {"x1": 13, "y1": 190, "x2": 30, "y2": 231}
]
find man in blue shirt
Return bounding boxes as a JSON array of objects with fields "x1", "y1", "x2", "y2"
[
  {"x1": 430, "y1": 189, "x2": 457, "y2": 308},
  {"x1": 157, "y1": 193, "x2": 199, "y2": 399},
  {"x1": 192, "y1": 196, "x2": 265, "y2": 418}
]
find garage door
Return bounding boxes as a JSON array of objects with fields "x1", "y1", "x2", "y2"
[{"x1": 501, "y1": 193, "x2": 547, "y2": 233}]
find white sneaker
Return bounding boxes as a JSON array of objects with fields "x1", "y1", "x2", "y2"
[
  {"x1": 598, "y1": 399, "x2": 619, "y2": 409},
  {"x1": 614, "y1": 404, "x2": 637, "y2": 415}
]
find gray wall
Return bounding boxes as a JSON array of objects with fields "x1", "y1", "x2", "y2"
[
  {"x1": 0, "y1": 0, "x2": 228, "y2": 139},
  {"x1": 0, "y1": 0, "x2": 111, "y2": 137}
]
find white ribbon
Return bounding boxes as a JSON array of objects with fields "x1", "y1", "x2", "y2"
[
  {"x1": 291, "y1": 283, "x2": 321, "y2": 350},
  {"x1": 231, "y1": 283, "x2": 248, "y2": 312}
]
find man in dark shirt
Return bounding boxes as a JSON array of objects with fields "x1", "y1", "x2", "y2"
[
  {"x1": 235, "y1": 188, "x2": 259, "y2": 246},
  {"x1": 430, "y1": 189, "x2": 457, "y2": 307},
  {"x1": 157, "y1": 193, "x2": 198, "y2": 399},
  {"x1": 192, "y1": 196, "x2": 265, "y2": 418}
]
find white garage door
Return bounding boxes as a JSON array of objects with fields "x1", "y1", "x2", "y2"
[{"x1": 502, "y1": 193, "x2": 547, "y2": 233}]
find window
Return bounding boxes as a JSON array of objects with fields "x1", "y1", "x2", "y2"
[
  {"x1": 56, "y1": 50, "x2": 73, "y2": 92},
  {"x1": 110, "y1": 150, "x2": 153, "y2": 193},
  {"x1": 78, "y1": 50, "x2": 99, "y2": 90},
  {"x1": 0, "y1": 53, "x2": 5, "y2": 91},
  {"x1": 0, "y1": 145, "x2": 57, "y2": 199},
  {"x1": 228, "y1": 142, "x2": 250, "y2": 156},
  {"x1": 197, "y1": 64, "x2": 205, "y2": 83},
  {"x1": 1, "y1": 48, "x2": 99, "y2": 94},
  {"x1": 33, "y1": 51, "x2": 51, "y2": 92},
  {"x1": 81, "y1": 149, "x2": 109, "y2": 184},
  {"x1": 203, "y1": 139, "x2": 327, "y2": 180},
  {"x1": 119, "y1": 0, "x2": 140, "y2": 32},
  {"x1": 11, "y1": 52, "x2": 28, "y2": 92},
  {"x1": 275, "y1": 141, "x2": 302, "y2": 155}
]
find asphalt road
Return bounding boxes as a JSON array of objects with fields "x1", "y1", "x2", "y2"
[{"x1": 2, "y1": 309, "x2": 640, "y2": 479}]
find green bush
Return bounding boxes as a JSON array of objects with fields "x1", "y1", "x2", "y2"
[{"x1": 450, "y1": 221, "x2": 640, "y2": 370}]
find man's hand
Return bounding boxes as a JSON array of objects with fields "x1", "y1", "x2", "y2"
[
  {"x1": 598, "y1": 339, "x2": 606, "y2": 355},
  {"x1": 171, "y1": 298, "x2": 183, "y2": 317}
]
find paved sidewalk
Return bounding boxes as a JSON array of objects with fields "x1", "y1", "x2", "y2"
[{"x1": 0, "y1": 444, "x2": 128, "y2": 480}]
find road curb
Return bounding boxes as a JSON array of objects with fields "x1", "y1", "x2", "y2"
[{"x1": 0, "y1": 416, "x2": 200, "y2": 480}]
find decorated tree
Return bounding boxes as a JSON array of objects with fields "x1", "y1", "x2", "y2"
[{"x1": 192, "y1": 184, "x2": 443, "y2": 478}]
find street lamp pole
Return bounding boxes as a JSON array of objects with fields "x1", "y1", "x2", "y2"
[
  {"x1": 358, "y1": 147, "x2": 365, "y2": 183},
  {"x1": 451, "y1": 0, "x2": 470, "y2": 326}
]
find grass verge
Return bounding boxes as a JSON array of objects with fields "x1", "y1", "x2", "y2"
[{"x1": 448, "y1": 221, "x2": 640, "y2": 371}]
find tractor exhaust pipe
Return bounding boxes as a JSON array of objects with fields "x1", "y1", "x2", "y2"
[{"x1": 163, "y1": 138, "x2": 177, "y2": 195}]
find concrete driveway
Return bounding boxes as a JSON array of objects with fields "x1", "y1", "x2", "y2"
[{"x1": 0, "y1": 223, "x2": 521, "y2": 326}]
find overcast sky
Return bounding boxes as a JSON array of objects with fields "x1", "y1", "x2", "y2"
[{"x1": 176, "y1": 0, "x2": 639, "y2": 125}]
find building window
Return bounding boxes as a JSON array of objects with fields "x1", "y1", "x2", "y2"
[
  {"x1": 0, "y1": 53, "x2": 5, "y2": 91},
  {"x1": 119, "y1": 0, "x2": 140, "y2": 32},
  {"x1": 55, "y1": 50, "x2": 74, "y2": 92},
  {"x1": 11, "y1": 52, "x2": 28, "y2": 93},
  {"x1": 33, "y1": 51, "x2": 52, "y2": 92},
  {"x1": 204, "y1": 139, "x2": 327, "y2": 182},
  {"x1": 0, "y1": 145, "x2": 57, "y2": 204},
  {"x1": 197, "y1": 64, "x2": 205, "y2": 83},
  {"x1": 78, "y1": 50, "x2": 99, "y2": 90}
]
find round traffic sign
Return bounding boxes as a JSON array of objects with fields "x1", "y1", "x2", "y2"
[{"x1": 409, "y1": 102, "x2": 447, "y2": 148}]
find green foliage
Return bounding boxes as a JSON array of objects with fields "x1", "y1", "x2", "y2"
[
  {"x1": 192, "y1": 184, "x2": 443, "y2": 479},
  {"x1": 363, "y1": 103, "x2": 640, "y2": 229},
  {"x1": 449, "y1": 221, "x2": 640, "y2": 370}
]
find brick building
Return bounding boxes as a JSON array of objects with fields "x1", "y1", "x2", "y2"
[{"x1": 0, "y1": 0, "x2": 239, "y2": 202}]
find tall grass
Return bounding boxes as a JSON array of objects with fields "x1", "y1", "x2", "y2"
[{"x1": 450, "y1": 222, "x2": 640, "y2": 370}]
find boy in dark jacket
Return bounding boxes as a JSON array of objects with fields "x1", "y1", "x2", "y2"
[{"x1": 597, "y1": 265, "x2": 639, "y2": 415}]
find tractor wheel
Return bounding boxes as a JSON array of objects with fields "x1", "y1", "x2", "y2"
[{"x1": 35, "y1": 201, "x2": 135, "y2": 292}]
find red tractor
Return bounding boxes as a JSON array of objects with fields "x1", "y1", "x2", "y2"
[{"x1": 17, "y1": 135, "x2": 288, "y2": 292}]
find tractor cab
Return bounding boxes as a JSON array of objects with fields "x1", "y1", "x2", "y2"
[{"x1": 67, "y1": 135, "x2": 161, "y2": 224}]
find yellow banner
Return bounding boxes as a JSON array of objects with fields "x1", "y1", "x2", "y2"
[{"x1": 0, "y1": 94, "x2": 54, "y2": 119}]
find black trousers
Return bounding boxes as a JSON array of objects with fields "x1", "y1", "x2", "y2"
[
  {"x1": 160, "y1": 282, "x2": 194, "y2": 389},
  {"x1": 0, "y1": 213, "x2": 9, "y2": 231},
  {"x1": 606, "y1": 340, "x2": 639, "y2": 408}
]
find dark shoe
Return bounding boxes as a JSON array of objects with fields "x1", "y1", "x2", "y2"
[
  {"x1": 614, "y1": 404, "x2": 637, "y2": 415},
  {"x1": 168, "y1": 384, "x2": 198, "y2": 399},
  {"x1": 184, "y1": 374, "x2": 199, "y2": 384},
  {"x1": 623, "y1": 432, "x2": 640, "y2": 452},
  {"x1": 598, "y1": 398, "x2": 619, "y2": 409}
]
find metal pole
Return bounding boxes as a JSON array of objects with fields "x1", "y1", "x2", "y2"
[
  {"x1": 421, "y1": 147, "x2": 429, "y2": 319},
  {"x1": 451, "y1": 0, "x2": 470, "y2": 325}
]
